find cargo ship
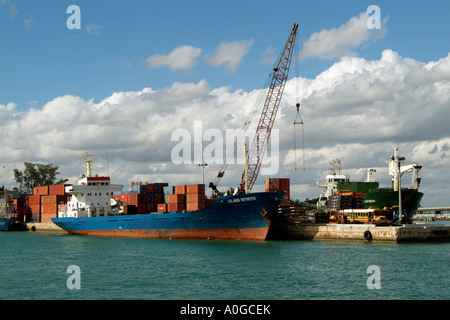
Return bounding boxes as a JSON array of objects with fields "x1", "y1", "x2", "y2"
[
  {"x1": 0, "y1": 187, "x2": 16, "y2": 231},
  {"x1": 316, "y1": 148, "x2": 423, "y2": 221},
  {"x1": 52, "y1": 154, "x2": 283, "y2": 240}
]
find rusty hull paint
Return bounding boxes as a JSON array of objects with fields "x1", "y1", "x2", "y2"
[{"x1": 68, "y1": 225, "x2": 270, "y2": 241}]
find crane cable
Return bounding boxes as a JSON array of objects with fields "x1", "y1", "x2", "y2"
[
  {"x1": 294, "y1": 103, "x2": 305, "y2": 171},
  {"x1": 293, "y1": 36, "x2": 305, "y2": 171}
]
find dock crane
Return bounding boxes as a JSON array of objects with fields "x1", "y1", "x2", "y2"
[{"x1": 209, "y1": 23, "x2": 299, "y2": 196}]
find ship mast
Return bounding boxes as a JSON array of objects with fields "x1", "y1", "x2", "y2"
[{"x1": 83, "y1": 153, "x2": 93, "y2": 177}]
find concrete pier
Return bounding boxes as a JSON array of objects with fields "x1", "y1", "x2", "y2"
[
  {"x1": 23, "y1": 222, "x2": 66, "y2": 232},
  {"x1": 267, "y1": 223, "x2": 450, "y2": 242}
]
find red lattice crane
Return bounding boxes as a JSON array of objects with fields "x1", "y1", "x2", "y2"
[
  {"x1": 239, "y1": 22, "x2": 298, "y2": 193},
  {"x1": 209, "y1": 23, "x2": 299, "y2": 196}
]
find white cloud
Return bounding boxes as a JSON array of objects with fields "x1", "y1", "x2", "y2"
[
  {"x1": 206, "y1": 39, "x2": 254, "y2": 73},
  {"x1": 1, "y1": 50, "x2": 449, "y2": 207},
  {"x1": 299, "y1": 12, "x2": 387, "y2": 61},
  {"x1": 145, "y1": 45, "x2": 202, "y2": 71}
]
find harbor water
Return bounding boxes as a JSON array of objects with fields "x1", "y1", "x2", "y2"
[{"x1": 0, "y1": 222, "x2": 448, "y2": 301}]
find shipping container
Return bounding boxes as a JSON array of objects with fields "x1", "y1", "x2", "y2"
[
  {"x1": 157, "y1": 203, "x2": 167, "y2": 212},
  {"x1": 147, "y1": 202, "x2": 156, "y2": 212},
  {"x1": 34, "y1": 186, "x2": 49, "y2": 196},
  {"x1": 27, "y1": 204, "x2": 40, "y2": 214},
  {"x1": 40, "y1": 212, "x2": 57, "y2": 223},
  {"x1": 163, "y1": 186, "x2": 174, "y2": 195},
  {"x1": 279, "y1": 178, "x2": 290, "y2": 189},
  {"x1": 167, "y1": 202, "x2": 185, "y2": 212},
  {"x1": 41, "y1": 204, "x2": 58, "y2": 214},
  {"x1": 147, "y1": 192, "x2": 155, "y2": 202},
  {"x1": 154, "y1": 193, "x2": 164, "y2": 204},
  {"x1": 186, "y1": 193, "x2": 206, "y2": 203},
  {"x1": 27, "y1": 195, "x2": 40, "y2": 205},
  {"x1": 186, "y1": 184, "x2": 205, "y2": 194},
  {"x1": 122, "y1": 185, "x2": 148, "y2": 194},
  {"x1": 166, "y1": 194, "x2": 186, "y2": 204},
  {"x1": 186, "y1": 202, "x2": 205, "y2": 211},
  {"x1": 174, "y1": 185, "x2": 186, "y2": 194},
  {"x1": 265, "y1": 179, "x2": 280, "y2": 190},
  {"x1": 49, "y1": 184, "x2": 69, "y2": 195},
  {"x1": 41, "y1": 195, "x2": 67, "y2": 204},
  {"x1": 154, "y1": 183, "x2": 169, "y2": 193}
]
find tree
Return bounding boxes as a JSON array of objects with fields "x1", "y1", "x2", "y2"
[{"x1": 13, "y1": 162, "x2": 68, "y2": 194}]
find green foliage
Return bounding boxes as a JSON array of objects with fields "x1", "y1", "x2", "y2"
[{"x1": 13, "y1": 162, "x2": 68, "y2": 194}]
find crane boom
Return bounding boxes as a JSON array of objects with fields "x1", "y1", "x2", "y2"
[{"x1": 239, "y1": 22, "x2": 298, "y2": 193}]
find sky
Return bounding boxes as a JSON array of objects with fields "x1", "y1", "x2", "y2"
[{"x1": 1, "y1": 0, "x2": 450, "y2": 207}]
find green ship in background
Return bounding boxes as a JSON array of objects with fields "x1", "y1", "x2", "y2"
[{"x1": 317, "y1": 148, "x2": 423, "y2": 221}]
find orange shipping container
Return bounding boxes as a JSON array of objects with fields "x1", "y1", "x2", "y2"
[
  {"x1": 186, "y1": 184, "x2": 205, "y2": 194},
  {"x1": 41, "y1": 204, "x2": 58, "y2": 214},
  {"x1": 40, "y1": 212, "x2": 57, "y2": 223},
  {"x1": 49, "y1": 184, "x2": 68, "y2": 195},
  {"x1": 27, "y1": 204, "x2": 40, "y2": 214},
  {"x1": 41, "y1": 195, "x2": 66, "y2": 204},
  {"x1": 186, "y1": 193, "x2": 205, "y2": 203},
  {"x1": 265, "y1": 179, "x2": 279, "y2": 190},
  {"x1": 34, "y1": 186, "x2": 49, "y2": 196},
  {"x1": 157, "y1": 203, "x2": 167, "y2": 212},
  {"x1": 186, "y1": 202, "x2": 205, "y2": 211},
  {"x1": 27, "y1": 195, "x2": 40, "y2": 205},
  {"x1": 166, "y1": 194, "x2": 186, "y2": 204},
  {"x1": 167, "y1": 203, "x2": 185, "y2": 212},
  {"x1": 174, "y1": 185, "x2": 186, "y2": 194}
]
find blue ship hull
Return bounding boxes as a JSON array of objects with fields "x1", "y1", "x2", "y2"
[
  {"x1": 0, "y1": 218, "x2": 14, "y2": 231},
  {"x1": 52, "y1": 191, "x2": 283, "y2": 240}
]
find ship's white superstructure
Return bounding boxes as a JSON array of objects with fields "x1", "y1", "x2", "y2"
[{"x1": 58, "y1": 153, "x2": 122, "y2": 218}]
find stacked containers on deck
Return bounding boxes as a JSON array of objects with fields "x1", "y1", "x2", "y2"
[
  {"x1": 265, "y1": 178, "x2": 290, "y2": 206},
  {"x1": 328, "y1": 191, "x2": 365, "y2": 210},
  {"x1": 26, "y1": 185, "x2": 69, "y2": 222},
  {"x1": 117, "y1": 183, "x2": 168, "y2": 214},
  {"x1": 186, "y1": 184, "x2": 206, "y2": 211}
]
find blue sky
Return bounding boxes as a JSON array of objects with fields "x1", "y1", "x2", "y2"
[
  {"x1": 1, "y1": 0, "x2": 450, "y2": 206},
  {"x1": 2, "y1": 0, "x2": 449, "y2": 109}
]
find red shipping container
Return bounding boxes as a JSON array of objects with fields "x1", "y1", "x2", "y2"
[
  {"x1": 167, "y1": 203, "x2": 185, "y2": 212},
  {"x1": 41, "y1": 204, "x2": 58, "y2": 214},
  {"x1": 157, "y1": 203, "x2": 167, "y2": 212},
  {"x1": 12, "y1": 198, "x2": 25, "y2": 208},
  {"x1": 34, "y1": 186, "x2": 49, "y2": 196},
  {"x1": 265, "y1": 179, "x2": 280, "y2": 190},
  {"x1": 174, "y1": 185, "x2": 186, "y2": 194},
  {"x1": 146, "y1": 184, "x2": 155, "y2": 192},
  {"x1": 279, "y1": 178, "x2": 290, "y2": 189},
  {"x1": 41, "y1": 195, "x2": 66, "y2": 204},
  {"x1": 154, "y1": 193, "x2": 164, "y2": 204},
  {"x1": 27, "y1": 195, "x2": 40, "y2": 205},
  {"x1": 167, "y1": 194, "x2": 186, "y2": 204},
  {"x1": 186, "y1": 184, "x2": 205, "y2": 194},
  {"x1": 147, "y1": 202, "x2": 156, "y2": 212},
  {"x1": 125, "y1": 193, "x2": 148, "y2": 205},
  {"x1": 40, "y1": 212, "x2": 57, "y2": 223},
  {"x1": 27, "y1": 204, "x2": 40, "y2": 214},
  {"x1": 49, "y1": 184, "x2": 68, "y2": 195},
  {"x1": 186, "y1": 193, "x2": 205, "y2": 203},
  {"x1": 186, "y1": 202, "x2": 205, "y2": 211}
]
